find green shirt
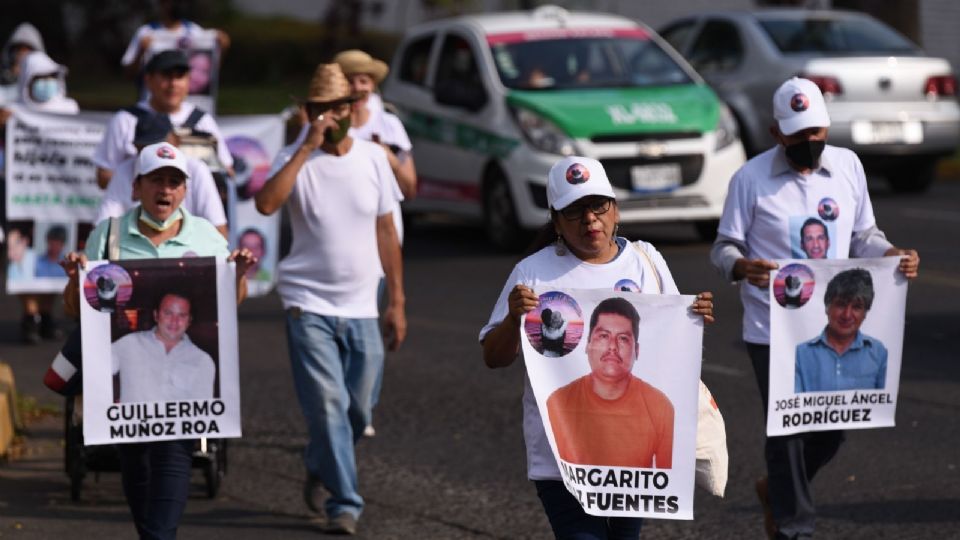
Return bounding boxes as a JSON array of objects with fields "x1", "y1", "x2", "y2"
[{"x1": 85, "y1": 207, "x2": 229, "y2": 261}]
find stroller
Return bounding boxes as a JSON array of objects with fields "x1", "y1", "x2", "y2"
[{"x1": 63, "y1": 394, "x2": 228, "y2": 502}]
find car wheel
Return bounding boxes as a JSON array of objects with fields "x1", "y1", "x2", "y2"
[
  {"x1": 695, "y1": 219, "x2": 719, "y2": 242},
  {"x1": 887, "y1": 159, "x2": 936, "y2": 193},
  {"x1": 483, "y1": 174, "x2": 524, "y2": 251}
]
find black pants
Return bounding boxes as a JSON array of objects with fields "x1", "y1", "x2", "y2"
[
  {"x1": 117, "y1": 439, "x2": 195, "y2": 540},
  {"x1": 746, "y1": 343, "x2": 845, "y2": 539},
  {"x1": 534, "y1": 480, "x2": 643, "y2": 540}
]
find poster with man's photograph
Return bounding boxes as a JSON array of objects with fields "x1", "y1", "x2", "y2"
[
  {"x1": 767, "y1": 257, "x2": 906, "y2": 437},
  {"x1": 5, "y1": 219, "x2": 92, "y2": 293},
  {"x1": 80, "y1": 257, "x2": 241, "y2": 445},
  {"x1": 521, "y1": 288, "x2": 702, "y2": 520},
  {"x1": 219, "y1": 114, "x2": 284, "y2": 297}
]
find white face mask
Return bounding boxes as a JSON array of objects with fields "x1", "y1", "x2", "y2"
[
  {"x1": 31, "y1": 77, "x2": 60, "y2": 103},
  {"x1": 139, "y1": 207, "x2": 183, "y2": 231}
]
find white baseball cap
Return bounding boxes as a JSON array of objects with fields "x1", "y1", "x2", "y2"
[
  {"x1": 547, "y1": 156, "x2": 616, "y2": 211},
  {"x1": 773, "y1": 77, "x2": 831, "y2": 135},
  {"x1": 136, "y1": 142, "x2": 189, "y2": 179}
]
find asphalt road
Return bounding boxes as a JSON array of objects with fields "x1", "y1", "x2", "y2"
[{"x1": 1, "y1": 179, "x2": 958, "y2": 539}]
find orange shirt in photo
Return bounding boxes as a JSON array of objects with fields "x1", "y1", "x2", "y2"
[{"x1": 546, "y1": 375, "x2": 674, "y2": 468}]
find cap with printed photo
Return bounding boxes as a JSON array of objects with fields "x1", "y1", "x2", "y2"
[
  {"x1": 547, "y1": 156, "x2": 616, "y2": 211},
  {"x1": 136, "y1": 142, "x2": 190, "y2": 179},
  {"x1": 773, "y1": 77, "x2": 831, "y2": 135}
]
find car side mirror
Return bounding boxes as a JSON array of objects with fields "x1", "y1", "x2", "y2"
[{"x1": 434, "y1": 80, "x2": 487, "y2": 112}]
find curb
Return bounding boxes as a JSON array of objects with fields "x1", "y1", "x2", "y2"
[{"x1": 0, "y1": 362, "x2": 24, "y2": 458}]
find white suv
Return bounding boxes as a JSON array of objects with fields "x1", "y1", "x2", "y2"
[{"x1": 383, "y1": 6, "x2": 746, "y2": 248}]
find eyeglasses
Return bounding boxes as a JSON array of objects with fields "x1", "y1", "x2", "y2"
[
  {"x1": 306, "y1": 101, "x2": 351, "y2": 119},
  {"x1": 558, "y1": 198, "x2": 613, "y2": 221}
]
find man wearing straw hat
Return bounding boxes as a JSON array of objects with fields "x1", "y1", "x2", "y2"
[
  {"x1": 255, "y1": 63, "x2": 406, "y2": 535},
  {"x1": 334, "y1": 48, "x2": 418, "y2": 438}
]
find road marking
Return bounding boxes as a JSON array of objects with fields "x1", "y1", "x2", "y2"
[
  {"x1": 702, "y1": 363, "x2": 747, "y2": 377},
  {"x1": 900, "y1": 208, "x2": 960, "y2": 222},
  {"x1": 918, "y1": 270, "x2": 960, "y2": 289}
]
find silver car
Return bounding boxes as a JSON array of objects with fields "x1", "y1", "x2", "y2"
[{"x1": 660, "y1": 8, "x2": 960, "y2": 192}]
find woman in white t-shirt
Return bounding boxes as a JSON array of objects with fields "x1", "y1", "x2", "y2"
[
  {"x1": 479, "y1": 156, "x2": 714, "y2": 539},
  {"x1": 334, "y1": 50, "x2": 416, "y2": 205}
]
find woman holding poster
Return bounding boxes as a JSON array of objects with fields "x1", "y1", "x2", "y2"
[
  {"x1": 59, "y1": 142, "x2": 255, "y2": 539},
  {"x1": 479, "y1": 156, "x2": 714, "y2": 538}
]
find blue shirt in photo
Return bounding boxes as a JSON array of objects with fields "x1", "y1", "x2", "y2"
[
  {"x1": 795, "y1": 330, "x2": 888, "y2": 393},
  {"x1": 35, "y1": 255, "x2": 67, "y2": 278}
]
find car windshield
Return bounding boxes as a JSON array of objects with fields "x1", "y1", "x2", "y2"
[
  {"x1": 489, "y1": 32, "x2": 692, "y2": 90},
  {"x1": 759, "y1": 16, "x2": 918, "y2": 55}
]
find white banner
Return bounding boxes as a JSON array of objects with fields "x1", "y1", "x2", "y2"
[
  {"x1": 767, "y1": 257, "x2": 906, "y2": 436},
  {"x1": 522, "y1": 288, "x2": 701, "y2": 520},
  {"x1": 5, "y1": 108, "x2": 110, "y2": 293},
  {"x1": 80, "y1": 257, "x2": 240, "y2": 445},
  {"x1": 219, "y1": 114, "x2": 284, "y2": 297}
]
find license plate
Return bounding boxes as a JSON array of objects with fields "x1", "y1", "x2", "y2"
[
  {"x1": 851, "y1": 121, "x2": 923, "y2": 145},
  {"x1": 630, "y1": 164, "x2": 682, "y2": 191}
]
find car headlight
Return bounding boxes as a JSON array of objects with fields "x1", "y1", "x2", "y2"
[
  {"x1": 714, "y1": 103, "x2": 739, "y2": 151},
  {"x1": 511, "y1": 106, "x2": 579, "y2": 156}
]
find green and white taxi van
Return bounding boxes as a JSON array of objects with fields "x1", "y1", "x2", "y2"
[{"x1": 382, "y1": 6, "x2": 746, "y2": 248}]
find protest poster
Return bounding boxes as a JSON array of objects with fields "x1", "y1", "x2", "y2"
[
  {"x1": 219, "y1": 114, "x2": 284, "y2": 296},
  {"x1": 147, "y1": 29, "x2": 220, "y2": 114},
  {"x1": 767, "y1": 257, "x2": 905, "y2": 437},
  {"x1": 5, "y1": 108, "x2": 109, "y2": 293},
  {"x1": 521, "y1": 288, "x2": 702, "y2": 520},
  {"x1": 80, "y1": 257, "x2": 240, "y2": 445}
]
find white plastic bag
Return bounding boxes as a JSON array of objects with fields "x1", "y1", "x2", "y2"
[{"x1": 695, "y1": 379, "x2": 728, "y2": 497}]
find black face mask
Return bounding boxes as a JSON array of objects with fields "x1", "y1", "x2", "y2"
[{"x1": 784, "y1": 140, "x2": 825, "y2": 170}]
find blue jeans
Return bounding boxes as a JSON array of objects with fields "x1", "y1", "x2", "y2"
[
  {"x1": 747, "y1": 343, "x2": 845, "y2": 539},
  {"x1": 535, "y1": 480, "x2": 643, "y2": 539},
  {"x1": 117, "y1": 439, "x2": 195, "y2": 540},
  {"x1": 285, "y1": 309, "x2": 384, "y2": 519}
]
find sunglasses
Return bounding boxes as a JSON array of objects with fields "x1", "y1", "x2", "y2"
[
  {"x1": 305, "y1": 101, "x2": 351, "y2": 119},
  {"x1": 558, "y1": 198, "x2": 613, "y2": 221}
]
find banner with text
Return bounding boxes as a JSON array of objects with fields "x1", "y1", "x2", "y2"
[
  {"x1": 522, "y1": 288, "x2": 701, "y2": 520},
  {"x1": 767, "y1": 257, "x2": 905, "y2": 436},
  {"x1": 5, "y1": 108, "x2": 109, "y2": 293},
  {"x1": 81, "y1": 257, "x2": 240, "y2": 445}
]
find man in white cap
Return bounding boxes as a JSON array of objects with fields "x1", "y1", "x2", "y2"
[
  {"x1": 255, "y1": 63, "x2": 406, "y2": 536},
  {"x1": 710, "y1": 77, "x2": 920, "y2": 538},
  {"x1": 59, "y1": 141, "x2": 256, "y2": 539}
]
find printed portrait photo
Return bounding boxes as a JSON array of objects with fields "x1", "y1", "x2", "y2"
[
  {"x1": 546, "y1": 297, "x2": 674, "y2": 469},
  {"x1": 105, "y1": 258, "x2": 221, "y2": 403},
  {"x1": 790, "y1": 215, "x2": 836, "y2": 260},
  {"x1": 795, "y1": 268, "x2": 888, "y2": 393}
]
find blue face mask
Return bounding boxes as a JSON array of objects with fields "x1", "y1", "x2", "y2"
[{"x1": 31, "y1": 77, "x2": 60, "y2": 103}]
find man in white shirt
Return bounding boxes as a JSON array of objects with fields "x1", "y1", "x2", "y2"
[
  {"x1": 255, "y1": 63, "x2": 405, "y2": 536},
  {"x1": 710, "y1": 77, "x2": 920, "y2": 539},
  {"x1": 93, "y1": 49, "x2": 233, "y2": 189},
  {"x1": 112, "y1": 292, "x2": 215, "y2": 403}
]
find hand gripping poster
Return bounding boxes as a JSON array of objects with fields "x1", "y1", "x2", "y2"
[
  {"x1": 521, "y1": 288, "x2": 702, "y2": 520},
  {"x1": 80, "y1": 257, "x2": 241, "y2": 445},
  {"x1": 767, "y1": 257, "x2": 906, "y2": 437}
]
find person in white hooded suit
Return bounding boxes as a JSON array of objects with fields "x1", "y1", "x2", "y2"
[{"x1": 2, "y1": 50, "x2": 79, "y2": 343}]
